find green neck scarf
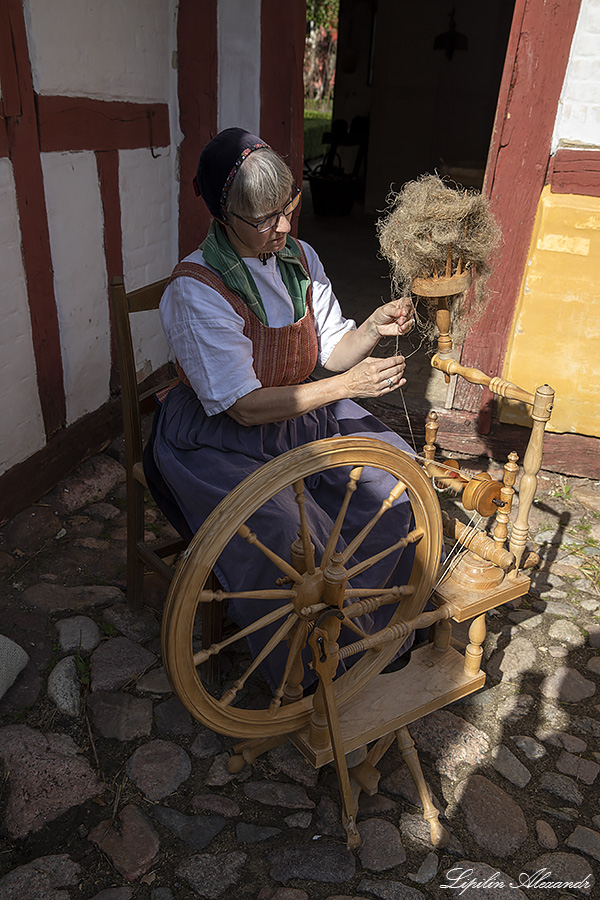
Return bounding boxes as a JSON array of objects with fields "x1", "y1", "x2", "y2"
[{"x1": 200, "y1": 220, "x2": 309, "y2": 326}]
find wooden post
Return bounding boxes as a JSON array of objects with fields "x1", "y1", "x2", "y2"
[
  {"x1": 464, "y1": 614, "x2": 486, "y2": 677},
  {"x1": 508, "y1": 384, "x2": 554, "y2": 573},
  {"x1": 493, "y1": 451, "x2": 519, "y2": 547},
  {"x1": 423, "y1": 411, "x2": 439, "y2": 462}
]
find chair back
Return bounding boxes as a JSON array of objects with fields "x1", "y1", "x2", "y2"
[{"x1": 109, "y1": 276, "x2": 170, "y2": 477}]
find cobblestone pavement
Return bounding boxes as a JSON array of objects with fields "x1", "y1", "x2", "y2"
[{"x1": 1, "y1": 419, "x2": 599, "y2": 900}]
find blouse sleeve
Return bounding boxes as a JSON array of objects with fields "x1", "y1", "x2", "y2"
[
  {"x1": 160, "y1": 276, "x2": 261, "y2": 416},
  {"x1": 298, "y1": 240, "x2": 356, "y2": 366}
]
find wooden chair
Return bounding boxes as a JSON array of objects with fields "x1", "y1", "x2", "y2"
[{"x1": 109, "y1": 275, "x2": 223, "y2": 681}]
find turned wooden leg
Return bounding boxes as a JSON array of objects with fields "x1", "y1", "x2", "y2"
[
  {"x1": 464, "y1": 613, "x2": 486, "y2": 677},
  {"x1": 434, "y1": 616, "x2": 452, "y2": 651},
  {"x1": 395, "y1": 725, "x2": 450, "y2": 849},
  {"x1": 349, "y1": 732, "x2": 394, "y2": 800},
  {"x1": 227, "y1": 734, "x2": 287, "y2": 773}
]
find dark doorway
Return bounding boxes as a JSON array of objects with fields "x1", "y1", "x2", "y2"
[{"x1": 333, "y1": 0, "x2": 516, "y2": 210}]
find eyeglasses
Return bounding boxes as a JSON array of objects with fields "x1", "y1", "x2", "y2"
[{"x1": 231, "y1": 187, "x2": 301, "y2": 233}]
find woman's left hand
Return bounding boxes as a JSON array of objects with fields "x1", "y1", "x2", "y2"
[{"x1": 370, "y1": 298, "x2": 415, "y2": 340}]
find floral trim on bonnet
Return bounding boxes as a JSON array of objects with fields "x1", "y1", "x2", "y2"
[{"x1": 219, "y1": 141, "x2": 269, "y2": 217}]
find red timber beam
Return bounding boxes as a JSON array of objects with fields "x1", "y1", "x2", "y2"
[
  {"x1": 177, "y1": 0, "x2": 218, "y2": 259},
  {"x1": 260, "y1": 0, "x2": 306, "y2": 190},
  {"x1": 96, "y1": 150, "x2": 124, "y2": 392},
  {"x1": 548, "y1": 147, "x2": 600, "y2": 198},
  {"x1": 0, "y1": 0, "x2": 66, "y2": 438},
  {"x1": 0, "y1": 104, "x2": 8, "y2": 157},
  {"x1": 37, "y1": 96, "x2": 169, "y2": 152},
  {"x1": 455, "y1": 0, "x2": 583, "y2": 430}
]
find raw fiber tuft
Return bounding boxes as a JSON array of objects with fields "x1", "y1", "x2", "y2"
[{"x1": 377, "y1": 174, "x2": 501, "y2": 345}]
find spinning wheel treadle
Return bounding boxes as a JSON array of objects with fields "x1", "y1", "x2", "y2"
[{"x1": 162, "y1": 437, "x2": 443, "y2": 740}]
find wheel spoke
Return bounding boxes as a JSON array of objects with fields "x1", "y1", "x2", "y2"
[
  {"x1": 292, "y1": 479, "x2": 315, "y2": 574},
  {"x1": 238, "y1": 523, "x2": 304, "y2": 584},
  {"x1": 193, "y1": 602, "x2": 295, "y2": 665},
  {"x1": 198, "y1": 588, "x2": 296, "y2": 603},
  {"x1": 321, "y1": 467, "x2": 364, "y2": 567},
  {"x1": 298, "y1": 585, "x2": 414, "y2": 618},
  {"x1": 341, "y1": 477, "x2": 407, "y2": 564},
  {"x1": 345, "y1": 527, "x2": 423, "y2": 579},
  {"x1": 339, "y1": 616, "x2": 369, "y2": 639},
  {"x1": 219, "y1": 612, "x2": 298, "y2": 707},
  {"x1": 268, "y1": 619, "x2": 311, "y2": 714}
]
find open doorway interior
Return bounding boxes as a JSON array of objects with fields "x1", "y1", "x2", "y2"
[
  {"x1": 299, "y1": 0, "x2": 516, "y2": 417},
  {"x1": 333, "y1": 0, "x2": 516, "y2": 209}
]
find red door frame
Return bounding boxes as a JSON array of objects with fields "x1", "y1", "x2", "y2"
[{"x1": 455, "y1": 0, "x2": 582, "y2": 428}]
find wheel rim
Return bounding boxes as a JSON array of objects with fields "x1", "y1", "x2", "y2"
[{"x1": 162, "y1": 436, "x2": 442, "y2": 739}]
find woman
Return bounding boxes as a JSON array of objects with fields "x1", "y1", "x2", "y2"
[{"x1": 153, "y1": 127, "x2": 417, "y2": 689}]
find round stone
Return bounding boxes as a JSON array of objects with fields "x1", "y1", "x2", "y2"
[
  {"x1": 535, "y1": 819, "x2": 558, "y2": 850},
  {"x1": 56, "y1": 615, "x2": 101, "y2": 653},
  {"x1": 47, "y1": 656, "x2": 80, "y2": 717},
  {"x1": 357, "y1": 818, "x2": 406, "y2": 871},
  {"x1": 455, "y1": 774, "x2": 528, "y2": 856},
  {"x1": 541, "y1": 668, "x2": 596, "y2": 703},
  {"x1": 126, "y1": 740, "x2": 191, "y2": 800}
]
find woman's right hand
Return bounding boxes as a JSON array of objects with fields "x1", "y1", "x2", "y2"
[{"x1": 342, "y1": 355, "x2": 407, "y2": 398}]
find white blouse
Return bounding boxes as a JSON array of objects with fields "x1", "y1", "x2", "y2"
[{"x1": 159, "y1": 240, "x2": 356, "y2": 415}]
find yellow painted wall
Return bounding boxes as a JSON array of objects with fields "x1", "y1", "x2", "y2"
[{"x1": 501, "y1": 185, "x2": 600, "y2": 437}]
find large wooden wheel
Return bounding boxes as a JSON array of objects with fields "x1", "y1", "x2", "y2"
[{"x1": 162, "y1": 436, "x2": 443, "y2": 740}]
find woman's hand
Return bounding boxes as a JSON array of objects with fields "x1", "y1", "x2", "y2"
[
  {"x1": 324, "y1": 297, "x2": 415, "y2": 374},
  {"x1": 229, "y1": 354, "x2": 407, "y2": 426},
  {"x1": 369, "y1": 298, "x2": 415, "y2": 341},
  {"x1": 342, "y1": 355, "x2": 407, "y2": 399}
]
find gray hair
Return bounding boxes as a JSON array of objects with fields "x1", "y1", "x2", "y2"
[{"x1": 225, "y1": 148, "x2": 294, "y2": 220}]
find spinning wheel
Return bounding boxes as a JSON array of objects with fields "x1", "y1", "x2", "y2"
[
  {"x1": 161, "y1": 372, "x2": 554, "y2": 850},
  {"x1": 161, "y1": 175, "x2": 556, "y2": 849},
  {"x1": 162, "y1": 437, "x2": 443, "y2": 740}
]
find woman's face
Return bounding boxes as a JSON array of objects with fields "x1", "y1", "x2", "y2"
[{"x1": 223, "y1": 194, "x2": 294, "y2": 258}]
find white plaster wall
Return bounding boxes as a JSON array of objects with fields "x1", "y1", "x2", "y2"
[
  {"x1": 552, "y1": 0, "x2": 600, "y2": 150},
  {"x1": 119, "y1": 149, "x2": 176, "y2": 379},
  {"x1": 41, "y1": 151, "x2": 111, "y2": 425},
  {"x1": 24, "y1": 0, "x2": 175, "y2": 102},
  {"x1": 218, "y1": 0, "x2": 262, "y2": 133},
  {"x1": 0, "y1": 160, "x2": 46, "y2": 474}
]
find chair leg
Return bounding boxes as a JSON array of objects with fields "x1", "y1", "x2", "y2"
[{"x1": 127, "y1": 477, "x2": 145, "y2": 611}]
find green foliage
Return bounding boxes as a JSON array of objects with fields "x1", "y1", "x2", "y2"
[
  {"x1": 99, "y1": 616, "x2": 118, "y2": 637},
  {"x1": 304, "y1": 111, "x2": 332, "y2": 161},
  {"x1": 306, "y1": 0, "x2": 339, "y2": 32},
  {"x1": 75, "y1": 643, "x2": 90, "y2": 686},
  {"x1": 551, "y1": 478, "x2": 572, "y2": 501}
]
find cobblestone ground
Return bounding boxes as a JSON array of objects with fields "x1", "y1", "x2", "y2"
[{"x1": 0, "y1": 418, "x2": 599, "y2": 900}]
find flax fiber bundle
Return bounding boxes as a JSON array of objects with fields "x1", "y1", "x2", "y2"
[{"x1": 377, "y1": 174, "x2": 501, "y2": 345}]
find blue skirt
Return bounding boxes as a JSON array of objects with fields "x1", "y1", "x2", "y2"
[{"x1": 153, "y1": 383, "x2": 416, "y2": 689}]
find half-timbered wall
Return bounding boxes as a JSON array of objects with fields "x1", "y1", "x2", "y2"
[
  {"x1": 0, "y1": 0, "x2": 304, "y2": 523},
  {"x1": 0, "y1": 0, "x2": 178, "y2": 486}
]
